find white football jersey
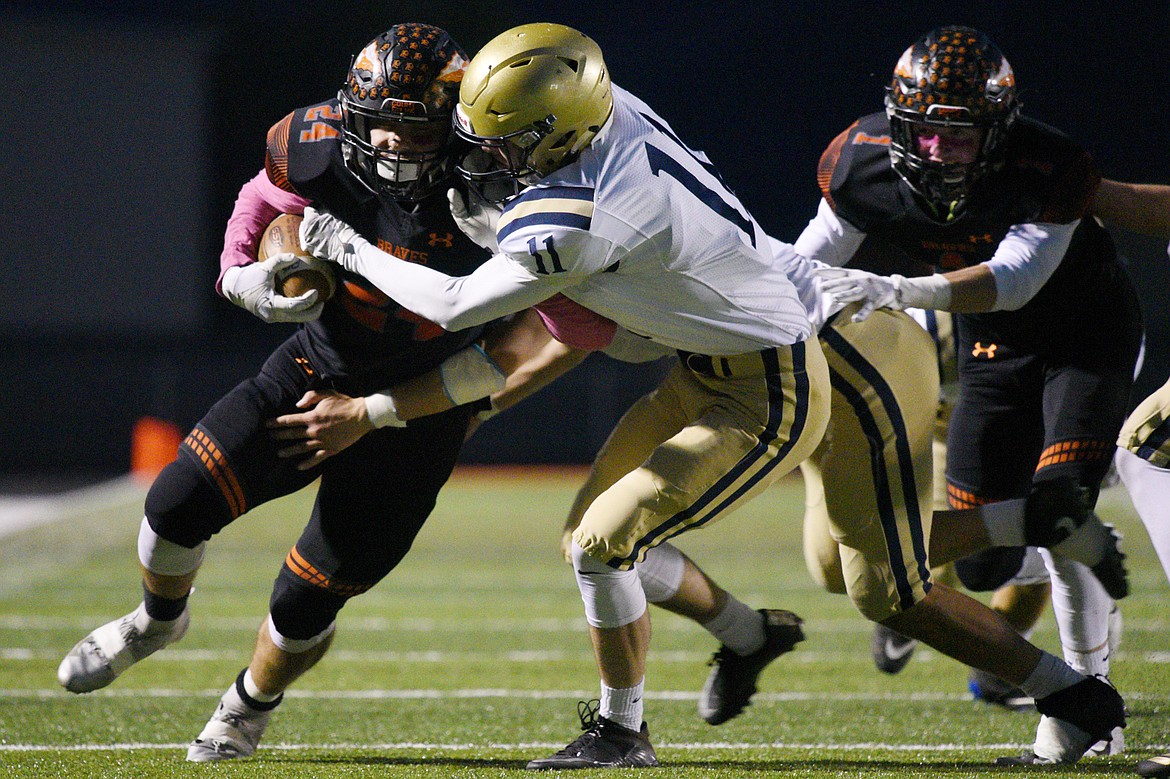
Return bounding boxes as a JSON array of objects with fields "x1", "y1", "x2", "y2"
[
  {"x1": 494, "y1": 85, "x2": 812, "y2": 355},
  {"x1": 325, "y1": 85, "x2": 813, "y2": 355}
]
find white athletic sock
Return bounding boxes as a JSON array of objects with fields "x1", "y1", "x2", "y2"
[
  {"x1": 242, "y1": 668, "x2": 282, "y2": 703},
  {"x1": 1018, "y1": 651, "x2": 1084, "y2": 701},
  {"x1": 130, "y1": 602, "x2": 183, "y2": 636},
  {"x1": 702, "y1": 598, "x2": 764, "y2": 656},
  {"x1": 1039, "y1": 549, "x2": 1112, "y2": 678},
  {"x1": 600, "y1": 680, "x2": 644, "y2": 732}
]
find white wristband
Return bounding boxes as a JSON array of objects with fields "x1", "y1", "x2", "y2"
[
  {"x1": 363, "y1": 391, "x2": 407, "y2": 428},
  {"x1": 439, "y1": 344, "x2": 507, "y2": 406},
  {"x1": 893, "y1": 273, "x2": 952, "y2": 310}
]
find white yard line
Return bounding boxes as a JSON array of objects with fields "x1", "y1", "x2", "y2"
[
  {"x1": 1, "y1": 739, "x2": 1042, "y2": 752},
  {"x1": 3, "y1": 686, "x2": 1168, "y2": 702},
  {"x1": 0, "y1": 477, "x2": 144, "y2": 539}
]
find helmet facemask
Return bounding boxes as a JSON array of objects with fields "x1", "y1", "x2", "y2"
[
  {"x1": 452, "y1": 107, "x2": 556, "y2": 203},
  {"x1": 339, "y1": 94, "x2": 454, "y2": 201}
]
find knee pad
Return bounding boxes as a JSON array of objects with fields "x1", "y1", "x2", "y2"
[
  {"x1": 635, "y1": 543, "x2": 685, "y2": 603},
  {"x1": 572, "y1": 542, "x2": 647, "y2": 628},
  {"x1": 270, "y1": 569, "x2": 347, "y2": 641},
  {"x1": 955, "y1": 546, "x2": 1028, "y2": 592},
  {"x1": 144, "y1": 454, "x2": 234, "y2": 548},
  {"x1": 137, "y1": 517, "x2": 205, "y2": 576},
  {"x1": 266, "y1": 613, "x2": 335, "y2": 654},
  {"x1": 1023, "y1": 476, "x2": 1094, "y2": 546}
]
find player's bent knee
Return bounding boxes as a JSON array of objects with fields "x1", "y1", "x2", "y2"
[
  {"x1": 573, "y1": 542, "x2": 647, "y2": 628},
  {"x1": 266, "y1": 613, "x2": 335, "y2": 654},
  {"x1": 635, "y1": 542, "x2": 685, "y2": 603},
  {"x1": 850, "y1": 592, "x2": 905, "y2": 623},
  {"x1": 844, "y1": 573, "x2": 929, "y2": 622},
  {"x1": 270, "y1": 572, "x2": 347, "y2": 642},
  {"x1": 137, "y1": 517, "x2": 205, "y2": 576},
  {"x1": 144, "y1": 455, "x2": 235, "y2": 548}
]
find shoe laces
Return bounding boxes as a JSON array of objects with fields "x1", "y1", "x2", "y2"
[
  {"x1": 116, "y1": 615, "x2": 140, "y2": 645},
  {"x1": 576, "y1": 698, "x2": 601, "y2": 731},
  {"x1": 542, "y1": 700, "x2": 605, "y2": 758}
]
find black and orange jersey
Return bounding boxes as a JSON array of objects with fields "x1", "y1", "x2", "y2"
[
  {"x1": 263, "y1": 99, "x2": 490, "y2": 393},
  {"x1": 817, "y1": 111, "x2": 1138, "y2": 360}
]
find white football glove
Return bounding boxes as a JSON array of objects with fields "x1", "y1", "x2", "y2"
[
  {"x1": 298, "y1": 206, "x2": 367, "y2": 271},
  {"x1": 815, "y1": 267, "x2": 898, "y2": 322},
  {"x1": 814, "y1": 267, "x2": 951, "y2": 322},
  {"x1": 221, "y1": 253, "x2": 324, "y2": 323},
  {"x1": 448, "y1": 187, "x2": 502, "y2": 253}
]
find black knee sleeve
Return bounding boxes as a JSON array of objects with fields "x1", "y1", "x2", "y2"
[
  {"x1": 1022, "y1": 475, "x2": 1095, "y2": 548},
  {"x1": 269, "y1": 568, "x2": 348, "y2": 640},
  {"x1": 143, "y1": 454, "x2": 234, "y2": 548},
  {"x1": 954, "y1": 546, "x2": 1028, "y2": 592}
]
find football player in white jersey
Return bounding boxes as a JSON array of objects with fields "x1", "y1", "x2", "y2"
[{"x1": 299, "y1": 23, "x2": 831, "y2": 768}]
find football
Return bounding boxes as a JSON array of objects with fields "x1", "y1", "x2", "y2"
[{"x1": 257, "y1": 213, "x2": 336, "y2": 301}]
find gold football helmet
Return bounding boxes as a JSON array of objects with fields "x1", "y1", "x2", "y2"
[{"x1": 453, "y1": 23, "x2": 613, "y2": 196}]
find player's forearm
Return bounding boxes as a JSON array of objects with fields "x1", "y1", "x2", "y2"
[
  {"x1": 365, "y1": 308, "x2": 583, "y2": 425},
  {"x1": 492, "y1": 339, "x2": 589, "y2": 413},
  {"x1": 219, "y1": 172, "x2": 310, "y2": 292},
  {"x1": 938, "y1": 264, "x2": 998, "y2": 312},
  {"x1": 342, "y1": 243, "x2": 552, "y2": 331},
  {"x1": 947, "y1": 221, "x2": 1074, "y2": 312},
  {"x1": 1093, "y1": 179, "x2": 1170, "y2": 238}
]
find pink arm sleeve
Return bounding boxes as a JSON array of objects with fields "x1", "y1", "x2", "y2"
[
  {"x1": 216, "y1": 171, "x2": 312, "y2": 294},
  {"x1": 532, "y1": 293, "x2": 616, "y2": 350}
]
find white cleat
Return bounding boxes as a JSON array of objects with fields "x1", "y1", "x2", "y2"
[
  {"x1": 57, "y1": 605, "x2": 189, "y2": 693},
  {"x1": 187, "y1": 681, "x2": 277, "y2": 762}
]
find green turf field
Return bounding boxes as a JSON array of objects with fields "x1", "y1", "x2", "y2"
[{"x1": 1, "y1": 468, "x2": 1166, "y2": 778}]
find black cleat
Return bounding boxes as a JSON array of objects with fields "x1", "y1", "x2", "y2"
[
  {"x1": 969, "y1": 668, "x2": 1035, "y2": 712},
  {"x1": 698, "y1": 609, "x2": 805, "y2": 725},
  {"x1": 526, "y1": 700, "x2": 658, "y2": 770},
  {"x1": 871, "y1": 624, "x2": 918, "y2": 675},
  {"x1": 998, "y1": 676, "x2": 1128, "y2": 764},
  {"x1": 1138, "y1": 753, "x2": 1170, "y2": 777},
  {"x1": 1035, "y1": 676, "x2": 1126, "y2": 745}
]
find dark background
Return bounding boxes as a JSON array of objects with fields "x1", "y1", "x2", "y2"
[{"x1": 2, "y1": 1, "x2": 1168, "y2": 485}]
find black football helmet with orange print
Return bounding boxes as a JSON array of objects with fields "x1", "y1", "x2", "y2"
[
  {"x1": 885, "y1": 26, "x2": 1019, "y2": 210},
  {"x1": 338, "y1": 23, "x2": 469, "y2": 201}
]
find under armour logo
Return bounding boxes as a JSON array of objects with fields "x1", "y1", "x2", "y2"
[
  {"x1": 294, "y1": 356, "x2": 316, "y2": 377},
  {"x1": 972, "y1": 342, "x2": 998, "y2": 359},
  {"x1": 428, "y1": 232, "x2": 455, "y2": 248}
]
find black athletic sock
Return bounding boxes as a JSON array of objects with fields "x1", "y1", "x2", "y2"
[
  {"x1": 234, "y1": 668, "x2": 283, "y2": 711},
  {"x1": 142, "y1": 582, "x2": 188, "y2": 622}
]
